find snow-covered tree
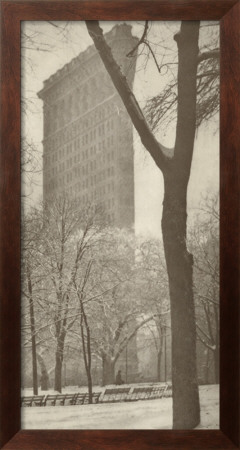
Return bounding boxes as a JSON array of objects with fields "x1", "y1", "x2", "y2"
[{"x1": 190, "y1": 194, "x2": 219, "y2": 383}]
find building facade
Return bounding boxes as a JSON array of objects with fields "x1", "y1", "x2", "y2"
[
  {"x1": 38, "y1": 23, "x2": 138, "y2": 228},
  {"x1": 37, "y1": 24, "x2": 139, "y2": 385}
]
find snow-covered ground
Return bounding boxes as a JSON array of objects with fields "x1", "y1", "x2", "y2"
[{"x1": 21, "y1": 384, "x2": 219, "y2": 430}]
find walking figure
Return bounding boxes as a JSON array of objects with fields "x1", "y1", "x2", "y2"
[{"x1": 116, "y1": 370, "x2": 124, "y2": 385}]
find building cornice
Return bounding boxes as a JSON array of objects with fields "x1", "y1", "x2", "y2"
[{"x1": 37, "y1": 23, "x2": 136, "y2": 101}]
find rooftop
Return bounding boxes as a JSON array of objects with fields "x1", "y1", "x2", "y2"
[{"x1": 38, "y1": 23, "x2": 135, "y2": 99}]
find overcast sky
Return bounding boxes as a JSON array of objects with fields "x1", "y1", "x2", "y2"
[{"x1": 21, "y1": 21, "x2": 219, "y2": 238}]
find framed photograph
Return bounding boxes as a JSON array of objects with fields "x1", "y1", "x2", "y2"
[{"x1": 0, "y1": 1, "x2": 239, "y2": 449}]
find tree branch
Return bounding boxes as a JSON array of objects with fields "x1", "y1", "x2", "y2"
[
  {"x1": 86, "y1": 21, "x2": 170, "y2": 173},
  {"x1": 197, "y1": 49, "x2": 219, "y2": 64},
  {"x1": 127, "y1": 21, "x2": 149, "y2": 57},
  {"x1": 114, "y1": 310, "x2": 170, "y2": 362}
]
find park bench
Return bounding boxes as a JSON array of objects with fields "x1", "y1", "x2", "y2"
[
  {"x1": 43, "y1": 394, "x2": 62, "y2": 406},
  {"x1": 101, "y1": 387, "x2": 131, "y2": 403},
  {"x1": 128, "y1": 386, "x2": 153, "y2": 401},
  {"x1": 151, "y1": 384, "x2": 168, "y2": 399},
  {"x1": 43, "y1": 394, "x2": 75, "y2": 406},
  {"x1": 74, "y1": 392, "x2": 101, "y2": 405},
  {"x1": 62, "y1": 393, "x2": 77, "y2": 405},
  {"x1": 84, "y1": 392, "x2": 101, "y2": 404},
  {"x1": 74, "y1": 393, "x2": 87, "y2": 405},
  {"x1": 21, "y1": 395, "x2": 45, "y2": 407},
  {"x1": 164, "y1": 384, "x2": 172, "y2": 397}
]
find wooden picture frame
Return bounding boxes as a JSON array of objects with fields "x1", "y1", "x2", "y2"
[{"x1": 0, "y1": 1, "x2": 239, "y2": 448}]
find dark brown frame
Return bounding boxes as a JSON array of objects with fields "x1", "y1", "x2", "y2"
[{"x1": 0, "y1": 1, "x2": 239, "y2": 448}]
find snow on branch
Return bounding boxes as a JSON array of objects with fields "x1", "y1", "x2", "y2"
[{"x1": 197, "y1": 49, "x2": 219, "y2": 64}]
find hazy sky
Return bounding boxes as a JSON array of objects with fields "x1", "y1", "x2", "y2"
[{"x1": 22, "y1": 21, "x2": 219, "y2": 238}]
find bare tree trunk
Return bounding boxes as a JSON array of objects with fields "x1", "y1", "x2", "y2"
[
  {"x1": 29, "y1": 298, "x2": 38, "y2": 395},
  {"x1": 37, "y1": 353, "x2": 49, "y2": 390},
  {"x1": 54, "y1": 353, "x2": 62, "y2": 393},
  {"x1": 54, "y1": 334, "x2": 65, "y2": 393},
  {"x1": 157, "y1": 331, "x2": 164, "y2": 382},
  {"x1": 86, "y1": 368, "x2": 93, "y2": 403},
  {"x1": 86, "y1": 338, "x2": 93, "y2": 404},
  {"x1": 102, "y1": 355, "x2": 115, "y2": 386},
  {"x1": 27, "y1": 267, "x2": 38, "y2": 395},
  {"x1": 213, "y1": 348, "x2": 219, "y2": 384},
  {"x1": 157, "y1": 350, "x2": 161, "y2": 382},
  {"x1": 162, "y1": 175, "x2": 200, "y2": 429},
  {"x1": 79, "y1": 293, "x2": 93, "y2": 403},
  {"x1": 214, "y1": 305, "x2": 219, "y2": 384},
  {"x1": 205, "y1": 348, "x2": 210, "y2": 384},
  {"x1": 162, "y1": 22, "x2": 200, "y2": 429}
]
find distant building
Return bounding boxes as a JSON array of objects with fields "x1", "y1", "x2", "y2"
[
  {"x1": 38, "y1": 23, "x2": 138, "y2": 228},
  {"x1": 37, "y1": 24, "x2": 139, "y2": 384}
]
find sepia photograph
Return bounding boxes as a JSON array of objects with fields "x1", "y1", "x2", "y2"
[{"x1": 21, "y1": 20, "x2": 219, "y2": 430}]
